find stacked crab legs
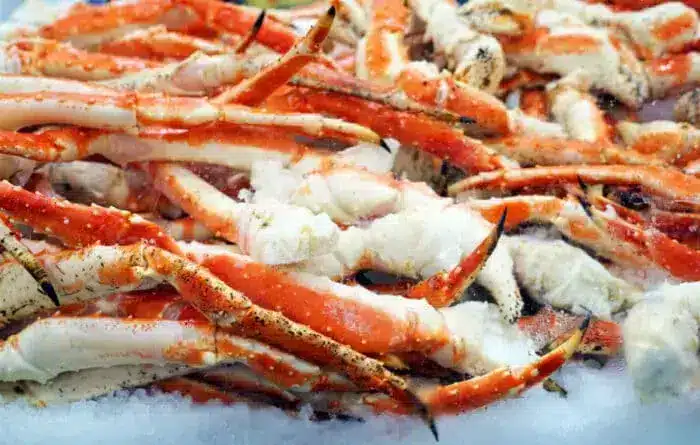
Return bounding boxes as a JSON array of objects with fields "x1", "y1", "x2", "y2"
[{"x1": 0, "y1": 1, "x2": 599, "y2": 437}]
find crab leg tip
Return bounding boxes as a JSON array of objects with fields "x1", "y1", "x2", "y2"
[
  {"x1": 40, "y1": 282, "x2": 61, "y2": 307},
  {"x1": 328, "y1": 5, "x2": 337, "y2": 18},
  {"x1": 579, "y1": 309, "x2": 593, "y2": 332},
  {"x1": 253, "y1": 10, "x2": 267, "y2": 31},
  {"x1": 576, "y1": 175, "x2": 589, "y2": 193},
  {"x1": 575, "y1": 195, "x2": 594, "y2": 220},
  {"x1": 459, "y1": 116, "x2": 476, "y2": 125},
  {"x1": 379, "y1": 139, "x2": 392, "y2": 153},
  {"x1": 496, "y1": 208, "x2": 508, "y2": 235}
]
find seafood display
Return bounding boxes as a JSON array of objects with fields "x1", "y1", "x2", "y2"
[{"x1": 0, "y1": 0, "x2": 698, "y2": 438}]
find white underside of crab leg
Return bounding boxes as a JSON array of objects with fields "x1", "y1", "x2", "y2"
[{"x1": 0, "y1": 365, "x2": 192, "y2": 407}]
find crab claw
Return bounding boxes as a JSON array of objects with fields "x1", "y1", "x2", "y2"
[
  {"x1": 423, "y1": 312, "x2": 589, "y2": 415},
  {"x1": 0, "y1": 214, "x2": 60, "y2": 306},
  {"x1": 406, "y1": 209, "x2": 507, "y2": 308},
  {"x1": 309, "y1": 313, "x2": 589, "y2": 417},
  {"x1": 213, "y1": 3, "x2": 336, "y2": 106},
  {"x1": 233, "y1": 9, "x2": 267, "y2": 55}
]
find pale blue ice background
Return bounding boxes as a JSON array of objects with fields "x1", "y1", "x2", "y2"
[{"x1": 1, "y1": 1, "x2": 699, "y2": 444}]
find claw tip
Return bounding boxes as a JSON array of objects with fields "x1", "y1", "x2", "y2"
[
  {"x1": 253, "y1": 10, "x2": 266, "y2": 30},
  {"x1": 379, "y1": 139, "x2": 392, "y2": 153}
]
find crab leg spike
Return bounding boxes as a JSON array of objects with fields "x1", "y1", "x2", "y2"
[
  {"x1": 213, "y1": 4, "x2": 336, "y2": 106},
  {"x1": 0, "y1": 215, "x2": 60, "y2": 306},
  {"x1": 233, "y1": 10, "x2": 266, "y2": 55},
  {"x1": 406, "y1": 209, "x2": 507, "y2": 308}
]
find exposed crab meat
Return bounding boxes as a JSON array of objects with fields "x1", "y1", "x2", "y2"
[
  {"x1": 459, "y1": 0, "x2": 699, "y2": 59},
  {"x1": 500, "y1": 10, "x2": 649, "y2": 108},
  {"x1": 617, "y1": 120, "x2": 700, "y2": 167},
  {"x1": 545, "y1": 75, "x2": 612, "y2": 144},
  {"x1": 506, "y1": 235, "x2": 641, "y2": 319},
  {"x1": 623, "y1": 282, "x2": 700, "y2": 400},
  {"x1": 0, "y1": 243, "x2": 433, "y2": 425},
  {"x1": 250, "y1": 164, "x2": 521, "y2": 320},
  {"x1": 40, "y1": 161, "x2": 167, "y2": 213},
  {"x1": 645, "y1": 52, "x2": 700, "y2": 98},
  {"x1": 145, "y1": 162, "x2": 339, "y2": 264},
  {"x1": 406, "y1": 0, "x2": 506, "y2": 92}
]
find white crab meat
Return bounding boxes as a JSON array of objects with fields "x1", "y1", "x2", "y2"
[
  {"x1": 623, "y1": 282, "x2": 700, "y2": 401},
  {"x1": 506, "y1": 235, "x2": 641, "y2": 319},
  {"x1": 253, "y1": 165, "x2": 522, "y2": 320},
  {"x1": 431, "y1": 301, "x2": 537, "y2": 375}
]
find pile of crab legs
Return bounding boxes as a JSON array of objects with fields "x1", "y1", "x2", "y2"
[{"x1": 0, "y1": 0, "x2": 698, "y2": 437}]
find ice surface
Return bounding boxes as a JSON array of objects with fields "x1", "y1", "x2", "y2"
[{"x1": 1, "y1": 361, "x2": 699, "y2": 445}]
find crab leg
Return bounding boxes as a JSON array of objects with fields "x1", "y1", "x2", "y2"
[
  {"x1": 483, "y1": 135, "x2": 659, "y2": 167},
  {"x1": 645, "y1": 52, "x2": 700, "y2": 98},
  {"x1": 465, "y1": 194, "x2": 700, "y2": 281},
  {"x1": 0, "y1": 89, "x2": 379, "y2": 145},
  {"x1": 213, "y1": 4, "x2": 335, "y2": 106},
  {"x1": 0, "y1": 124, "x2": 391, "y2": 174},
  {"x1": 617, "y1": 120, "x2": 700, "y2": 167},
  {"x1": 145, "y1": 162, "x2": 339, "y2": 264},
  {"x1": 501, "y1": 19, "x2": 649, "y2": 108},
  {"x1": 449, "y1": 165, "x2": 700, "y2": 211},
  {"x1": 518, "y1": 307, "x2": 622, "y2": 359},
  {"x1": 407, "y1": 0, "x2": 506, "y2": 92},
  {"x1": 0, "y1": 365, "x2": 193, "y2": 407},
  {"x1": 0, "y1": 180, "x2": 179, "y2": 252},
  {"x1": 96, "y1": 25, "x2": 237, "y2": 61},
  {"x1": 306, "y1": 315, "x2": 588, "y2": 416},
  {"x1": 182, "y1": 242, "x2": 534, "y2": 374},
  {"x1": 38, "y1": 0, "x2": 298, "y2": 53},
  {"x1": 405, "y1": 210, "x2": 506, "y2": 308},
  {"x1": 266, "y1": 86, "x2": 512, "y2": 173},
  {"x1": 0, "y1": 38, "x2": 160, "y2": 81}
]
